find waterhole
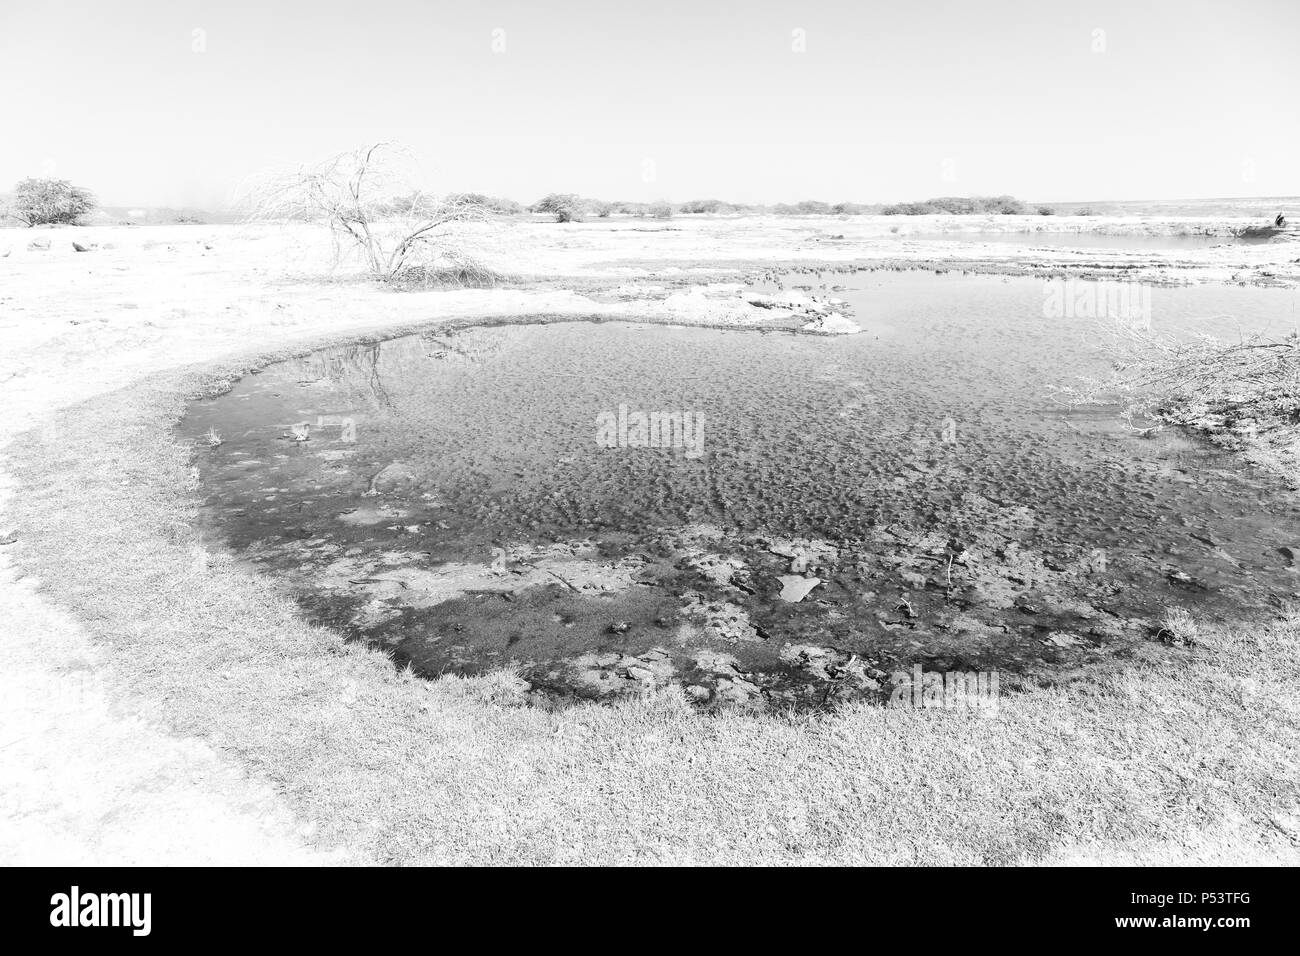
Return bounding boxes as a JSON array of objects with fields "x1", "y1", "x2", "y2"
[{"x1": 181, "y1": 272, "x2": 1300, "y2": 707}]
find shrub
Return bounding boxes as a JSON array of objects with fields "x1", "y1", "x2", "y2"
[
  {"x1": 607, "y1": 201, "x2": 645, "y2": 216},
  {"x1": 447, "y1": 192, "x2": 490, "y2": 207},
  {"x1": 773, "y1": 200, "x2": 833, "y2": 216},
  {"x1": 925, "y1": 197, "x2": 973, "y2": 214},
  {"x1": 679, "y1": 199, "x2": 729, "y2": 214},
  {"x1": 447, "y1": 193, "x2": 523, "y2": 216},
  {"x1": 882, "y1": 195, "x2": 1028, "y2": 216},
  {"x1": 648, "y1": 201, "x2": 672, "y2": 220},
  {"x1": 532, "y1": 193, "x2": 583, "y2": 222},
  {"x1": 1036, "y1": 205, "x2": 1056, "y2": 216},
  {"x1": 882, "y1": 202, "x2": 937, "y2": 215},
  {"x1": 979, "y1": 195, "x2": 1027, "y2": 215},
  {"x1": 388, "y1": 252, "x2": 505, "y2": 289},
  {"x1": 9, "y1": 178, "x2": 96, "y2": 226}
]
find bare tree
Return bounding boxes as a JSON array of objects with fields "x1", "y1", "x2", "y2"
[{"x1": 245, "y1": 143, "x2": 484, "y2": 280}]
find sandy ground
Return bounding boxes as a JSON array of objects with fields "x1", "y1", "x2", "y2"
[{"x1": 1, "y1": 214, "x2": 1296, "y2": 865}]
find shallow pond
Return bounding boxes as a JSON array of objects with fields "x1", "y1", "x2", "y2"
[
  {"x1": 902, "y1": 231, "x2": 1275, "y2": 250},
  {"x1": 181, "y1": 272, "x2": 1300, "y2": 707}
]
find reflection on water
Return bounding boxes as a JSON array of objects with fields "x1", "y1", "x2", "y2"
[{"x1": 180, "y1": 272, "x2": 1300, "y2": 707}]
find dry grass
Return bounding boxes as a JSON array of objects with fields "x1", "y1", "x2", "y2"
[
  {"x1": 1157, "y1": 607, "x2": 1201, "y2": 647},
  {"x1": 385, "y1": 254, "x2": 507, "y2": 290},
  {"x1": 4, "y1": 340, "x2": 1298, "y2": 866},
  {"x1": 1053, "y1": 319, "x2": 1300, "y2": 484},
  {"x1": 1055, "y1": 320, "x2": 1300, "y2": 432}
]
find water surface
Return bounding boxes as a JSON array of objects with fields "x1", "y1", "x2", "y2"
[
  {"x1": 902, "y1": 231, "x2": 1275, "y2": 250},
  {"x1": 181, "y1": 272, "x2": 1300, "y2": 706}
]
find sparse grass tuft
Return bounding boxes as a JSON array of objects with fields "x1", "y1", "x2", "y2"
[
  {"x1": 386, "y1": 254, "x2": 506, "y2": 289},
  {"x1": 1157, "y1": 606, "x2": 1200, "y2": 646}
]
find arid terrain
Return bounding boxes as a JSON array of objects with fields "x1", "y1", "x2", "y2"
[{"x1": 2, "y1": 213, "x2": 1298, "y2": 865}]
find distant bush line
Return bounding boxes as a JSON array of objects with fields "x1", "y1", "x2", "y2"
[
  {"x1": 1, "y1": 178, "x2": 1066, "y2": 227},
  {"x1": 880, "y1": 195, "x2": 1028, "y2": 215},
  {"x1": 514, "y1": 194, "x2": 1050, "y2": 219}
]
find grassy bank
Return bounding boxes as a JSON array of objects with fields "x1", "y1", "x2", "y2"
[{"x1": 4, "y1": 325, "x2": 1298, "y2": 865}]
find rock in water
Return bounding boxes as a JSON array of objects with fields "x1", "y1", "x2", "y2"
[
  {"x1": 801, "y1": 312, "x2": 861, "y2": 335},
  {"x1": 777, "y1": 575, "x2": 821, "y2": 603},
  {"x1": 368, "y1": 462, "x2": 419, "y2": 495}
]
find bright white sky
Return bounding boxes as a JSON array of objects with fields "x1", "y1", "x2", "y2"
[{"x1": 2, "y1": 0, "x2": 1297, "y2": 207}]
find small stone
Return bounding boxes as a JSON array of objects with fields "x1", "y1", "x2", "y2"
[
  {"x1": 626, "y1": 665, "x2": 654, "y2": 682},
  {"x1": 685, "y1": 684, "x2": 711, "y2": 700},
  {"x1": 1163, "y1": 567, "x2": 1206, "y2": 590},
  {"x1": 27, "y1": 238, "x2": 50, "y2": 251},
  {"x1": 777, "y1": 575, "x2": 821, "y2": 603},
  {"x1": 607, "y1": 621, "x2": 631, "y2": 634},
  {"x1": 1042, "y1": 631, "x2": 1085, "y2": 648},
  {"x1": 714, "y1": 675, "x2": 762, "y2": 704},
  {"x1": 368, "y1": 462, "x2": 418, "y2": 494}
]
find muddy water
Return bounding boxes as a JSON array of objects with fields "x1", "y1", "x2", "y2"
[{"x1": 180, "y1": 272, "x2": 1300, "y2": 707}]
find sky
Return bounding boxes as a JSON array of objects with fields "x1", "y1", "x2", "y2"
[{"x1": 2, "y1": 0, "x2": 1298, "y2": 208}]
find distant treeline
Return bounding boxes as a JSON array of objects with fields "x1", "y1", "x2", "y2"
[
  {"x1": 443, "y1": 193, "x2": 1053, "y2": 221},
  {"x1": 880, "y1": 195, "x2": 1035, "y2": 215},
  {"x1": 36, "y1": 192, "x2": 1064, "y2": 227}
]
